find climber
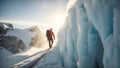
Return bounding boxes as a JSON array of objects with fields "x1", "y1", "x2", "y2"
[{"x1": 46, "y1": 28, "x2": 55, "y2": 48}]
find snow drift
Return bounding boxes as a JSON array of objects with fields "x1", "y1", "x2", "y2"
[
  {"x1": 0, "y1": 23, "x2": 49, "y2": 68},
  {"x1": 34, "y1": 0, "x2": 120, "y2": 68}
]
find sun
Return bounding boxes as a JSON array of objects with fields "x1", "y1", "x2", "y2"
[{"x1": 49, "y1": 14, "x2": 66, "y2": 33}]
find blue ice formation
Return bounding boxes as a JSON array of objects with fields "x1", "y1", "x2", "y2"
[{"x1": 34, "y1": 0, "x2": 120, "y2": 68}]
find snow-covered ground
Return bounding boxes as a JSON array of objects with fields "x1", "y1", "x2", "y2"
[
  {"x1": 10, "y1": 48, "x2": 50, "y2": 68},
  {"x1": 0, "y1": 47, "x2": 13, "y2": 67},
  {"x1": 0, "y1": 25, "x2": 50, "y2": 68},
  {"x1": 0, "y1": 46, "x2": 49, "y2": 68}
]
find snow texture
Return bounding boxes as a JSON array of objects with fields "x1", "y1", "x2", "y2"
[
  {"x1": 0, "y1": 25, "x2": 51, "y2": 68},
  {"x1": 34, "y1": 0, "x2": 120, "y2": 68},
  {"x1": 10, "y1": 49, "x2": 49, "y2": 68},
  {"x1": 0, "y1": 47, "x2": 48, "y2": 68},
  {"x1": 0, "y1": 22, "x2": 13, "y2": 29},
  {"x1": 0, "y1": 47, "x2": 13, "y2": 68},
  {"x1": 6, "y1": 28, "x2": 36, "y2": 48}
]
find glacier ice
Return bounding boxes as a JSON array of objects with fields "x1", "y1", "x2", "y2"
[{"x1": 34, "y1": 0, "x2": 120, "y2": 68}]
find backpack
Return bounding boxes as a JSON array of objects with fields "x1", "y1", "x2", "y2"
[
  {"x1": 46, "y1": 30, "x2": 50, "y2": 37},
  {"x1": 46, "y1": 30, "x2": 53, "y2": 39}
]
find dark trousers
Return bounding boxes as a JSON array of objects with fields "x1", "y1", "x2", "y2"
[{"x1": 48, "y1": 38, "x2": 53, "y2": 48}]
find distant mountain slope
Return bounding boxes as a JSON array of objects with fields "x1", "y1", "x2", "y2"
[
  {"x1": 0, "y1": 22, "x2": 47, "y2": 54},
  {"x1": 0, "y1": 22, "x2": 50, "y2": 68}
]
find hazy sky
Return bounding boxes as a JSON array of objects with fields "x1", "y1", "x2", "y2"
[{"x1": 0, "y1": 0, "x2": 68, "y2": 32}]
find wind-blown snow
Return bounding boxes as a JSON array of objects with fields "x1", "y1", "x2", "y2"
[
  {"x1": 0, "y1": 23, "x2": 50, "y2": 67},
  {"x1": 34, "y1": 0, "x2": 120, "y2": 68},
  {"x1": 6, "y1": 28, "x2": 36, "y2": 48}
]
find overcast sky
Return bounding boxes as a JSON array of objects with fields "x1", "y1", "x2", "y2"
[{"x1": 0, "y1": 0, "x2": 68, "y2": 32}]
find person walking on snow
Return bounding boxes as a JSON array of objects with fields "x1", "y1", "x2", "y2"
[{"x1": 46, "y1": 28, "x2": 55, "y2": 48}]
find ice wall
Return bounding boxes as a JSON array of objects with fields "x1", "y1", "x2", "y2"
[{"x1": 34, "y1": 0, "x2": 120, "y2": 68}]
